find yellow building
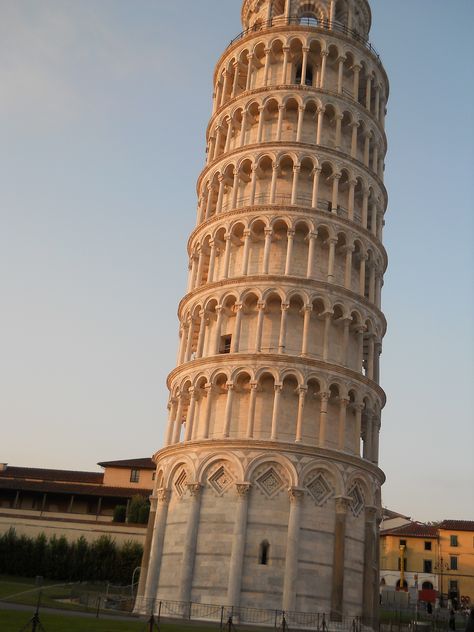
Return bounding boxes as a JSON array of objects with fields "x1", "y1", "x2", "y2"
[
  {"x1": 380, "y1": 522, "x2": 438, "y2": 598},
  {"x1": 380, "y1": 520, "x2": 474, "y2": 606},
  {"x1": 438, "y1": 520, "x2": 474, "y2": 607}
]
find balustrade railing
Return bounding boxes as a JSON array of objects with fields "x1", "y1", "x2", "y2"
[{"x1": 228, "y1": 17, "x2": 381, "y2": 62}]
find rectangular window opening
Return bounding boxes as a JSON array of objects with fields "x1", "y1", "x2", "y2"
[
  {"x1": 424, "y1": 541, "x2": 432, "y2": 551},
  {"x1": 423, "y1": 560, "x2": 433, "y2": 574},
  {"x1": 219, "y1": 334, "x2": 232, "y2": 354},
  {"x1": 450, "y1": 556, "x2": 458, "y2": 570},
  {"x1": 130, "y1": 469, "x2": 140, "y2": 483},
  {"x1": 450, "y1": 535, "x2": 458, "y2": 547}
]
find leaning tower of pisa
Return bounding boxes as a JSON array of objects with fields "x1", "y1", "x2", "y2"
[{"x1": 139, "y1": 0, "x2": 389, "y2": 625}]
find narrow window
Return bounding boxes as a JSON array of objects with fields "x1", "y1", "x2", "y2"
[
  {"x1": 450, "y1": 556, "x2": 458, "y2": 570},
  {"x1": 259, "y1": 540, "x2": 270, "y2": 565},
  {"x1": 423, "y1": 560, "x2": 433, "y2": 573},
  {"x1": 424, "y1": 541, "x2": 432, "y2": 551},
  {"x1": 399, "y1": 539, "x2": 407, "y2": 546},
  {"x1": 450, "y1": 534, "x2": 458, "y2": 547},
  {"x1": 130, "y1": 469, "x2": 140, "y2": 483},
  {"x1": 219, "y1": 334, "x2": 232, "y2": 354}
]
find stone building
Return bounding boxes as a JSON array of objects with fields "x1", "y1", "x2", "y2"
[{"x1": 139, "y1": 0, "x2": 389, "y2": 625}]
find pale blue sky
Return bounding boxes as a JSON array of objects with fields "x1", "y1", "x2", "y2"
[{"x1": 1, "y1": 1, "x2": 473, "y2": 521}]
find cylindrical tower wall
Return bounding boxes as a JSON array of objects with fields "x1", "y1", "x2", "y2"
[{"x1": 140, "y1": 0, "x2": 389, "y2": 625}]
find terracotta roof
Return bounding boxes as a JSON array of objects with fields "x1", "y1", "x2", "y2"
[
  {"x1": 382, "y1": 508, "x2": 411, "y2": 520},
  {"x1": 0, "y1": 466, "x2": 103, "y2": 484},
  {"x1": 97, "y1": 458, "x2": 155, "y2": 470},
  {"x1": 381, "y1": 521, "x2": 439, "y2": 538},
  {"x1": 0, "y1": 477, "x2": 151, "y2": 498},
  {"x1": 439, "y1": 520, "x2": 474, "y2": 532}
]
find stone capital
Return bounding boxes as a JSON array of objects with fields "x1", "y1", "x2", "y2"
[
  {"x1": 187, "y1": 482, "x2": 203, "y2": 497},
  {"x1": 236, "y1": 482, "x2": 251, "y2": 497},
  {"x1": 335, "y1": 496, "x2": 351, "y2": 514},
  {"x1": 157, "y1": 488, "x2": 171, "y2": 504},
  {"x1": 288, "y1": 487, "x2": 305, "y2": 503}
]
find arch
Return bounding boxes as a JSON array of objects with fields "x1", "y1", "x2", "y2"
[
  {"x1": 197, "y1": 452, "x2": 245, "y2": 484},
  {"x1": 164, "y1": 455, "x2": 196, "y2": 490},
  {"x1": 299, "y1": 459, "x2": 344, "y2": 495},
  {"x1": 245, "y1": 453, "x2": 298, "y2": 487}
]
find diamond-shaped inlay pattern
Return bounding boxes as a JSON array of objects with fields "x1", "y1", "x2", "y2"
[
  {"x1": 174, "y1": 469, "x2": 188, "y2": 497},
  {"x1": 208, "y1": 466, "x2": 233, "y2": 495},
  {"x1": 349, "y1": 484, "x2": 364, "y2": 516},
  {"x1": 256, "y1": 467, "x2": 284, "y2": 498},
  {"x1": 306, "y1": 473, "x2": 332, "y2": 506}
]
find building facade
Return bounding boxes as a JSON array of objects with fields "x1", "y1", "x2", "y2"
[
  {"x1": 380, "y1": 520, "x2": 474, "y2": 606},
  {"x1": 139, "y1": 0, "x2": 389, "y2": 625},
  {"x1": 0, "y1": 458, "x2": 154, "y2": 544}
]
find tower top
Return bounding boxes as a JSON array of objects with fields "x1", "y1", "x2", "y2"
[{"x1": 241, "y1": 0, "x2": 372, "y2": 38}]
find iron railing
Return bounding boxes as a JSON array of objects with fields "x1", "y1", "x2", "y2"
[
  {"x1": 228, "y1": 17, "x2": 381, "y2": 63},
  {"x1": 135, "y1": 596, "x2": 366, "y2": 630}
]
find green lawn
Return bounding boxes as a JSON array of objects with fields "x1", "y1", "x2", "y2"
[{"x1": 0, "y1": 609, "x2": 221, "y2": 632}]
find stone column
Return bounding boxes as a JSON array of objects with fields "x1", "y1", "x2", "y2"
[
  {"x1": 256, "y1": 106, "x2": 265, "y2": 143},
  {"x1": 361, "y1": 188, "x2": 369, "y2": 228},
  {"x1": 136, "y1": 492, "x2": 158, "y2": 608},
  {"x1": 330, "y1": 496, "x2": 350, "y2": 621},
  {"x1": 348, "y1": 179, "x2": 356, "y2": 219},
  {"x1": 255, "y1": 301, "x2": 266, "y2": 352},
  {"x1": 246, "y1": 54, "x2": 254, "y2": 91},
  {"x1": 223, "y1": 382, "x2": 235, "y2": 438},
  {"x1": 352, "y1": 64, "x2": 361, "y2": 100},
  {"x1": 362, "y1": 506, "x2": 377, "y2": 626},
  {"x1": 320, "y1": 51, "x2": 329, "y2": 88},
  {"x1": 335, "y1": 114, "x2": 343, "y2": 150},
  {"x1": 231, "y1": 303, "x2": 243, "y2": 353},
  {"x1": 249, "y1": 166, "x2": 258, "y2": 205},
  {"x1": 296, "y1": 106, "x2": 305, "y2": 142},
  {"x1": 241, "y1": 230, "x2": 251, "y2": 275},
  {"x1": 365, "y1": 75, "x2": 372, "y2": 111},
  {"x1": 282, "y1": 46, "x2": 290, "y2": 84},
  {"x1": 270, "y1": 164, "x2": 279, "y2": 203},
  {"x1": 172, "y1": 395, "x2": 184, "y2": 444},
  {"x1": 224, "y1": 119, "x2": 233, "y2": 154},
  {"x1": 278, "y1": 303, "x2": 290, "y2": 353},
  {"x1": 344, "y1": 245, "x2": 354, "y2": 289},
  {"x1": 201, "y1": 384, "x2": 214, "y2": 439},
  {"x1": 337, "y1": 57, "x2": 346, "y2": 94},
  {"x1": 177, "y1": 483, "x2": 203, "y2": 604},
  {"x1": 142, "y1": 489, "x2": 171, "y2": 611},
  {"x1": 282, "y1": 488, "x2": 305, "y2": 612},
  {"x1": 263, "y1": 48, "x2": 271, "y2": 86},
  {"x1": 213, "y1": 307, "x2": 224, "y2": 354},
  {"x1": 354, "y1": 403, "x2": 364, "y2": 455},
  {"x1": 270, "y1": 383, "x2": 283, "y2": 440},
  {"x1": 246, "y1": 382, "x2": 258, "y2": 438},
  {"x1": 226, "y1": 483, "x2": 252, "y2": 608},
  {"x1": 359, "y1": 253, "x2": 367, "y2": 297},
  {"x1": 295, "y1": 387, "x2": 307, "y2": 443},
  {"x1": 196, "y1": 311, "x2": 208, "y2": 358},
  {"x1": 239, "y1": 112, "x2": 248, "y2": 147},
  {"x1": 164, "y1": 399, "x2": 177, "y2": 447},
  {"x1": 291, "y1": 166, "x2": 300, "y2": 205},
  {"x1": 322, "y1": 311, "x2": 332, "y2": 361},
  {"x1": 327, "y1": 238, "x2": 338, "y2": 283},
  {"x1": 231, "y1": 170, "x2": 239, "y2": 208},
  {"x1": 300, "y1": 48, "x2": 309, "y2": 86},
  {"x1": 307, "y1": 232, "x2": 317, "y2": 278},
  {"x1": 350, "y1": 122, "x2": 359, "y2": 159},
  {"x1": 356, "y1": 325, "x2": 365, "y2": 373},
  {"x1": 341, "y1": 317, "x2": 351, "y2": 365},
  {"x1": 262, "y1": 228, "x2": 273, "y2": 273},
  {"x1": 184, "y1": 388, "x2": 198, "y2": 441},
  {"x1": 178, "y1": 323, "x2": 188, "y2": 365},
  {"x1": 207, "y1": 240, "x2": 217, "y2": 283},
  {"x1": 316, "y1": 108, "x2": 325, "y2": 145},
  {"x1": 363, "y1": 413, "x2": 373, "y2": 460},
  {"x1": 331, "y1": 173, "x2": 341, "y2": 212},
  {"x1": 319, "y1": 391, "x2": 330, "y2": 447},
  {"x1": 222, "y1": 234, "x2": 232, "y2": 278},
  {"x1": 311, "y1": 168, "x2": 321, "y2": 208},
  {"x1": 285, "y1": 229, "x2": 295, "y2": 275},
  {"x1": 301, "y1": 305, "x2": 313, "y2": 356},
  {"x1": 338, "y1": 398, "x2": 349, "y2": 450}
]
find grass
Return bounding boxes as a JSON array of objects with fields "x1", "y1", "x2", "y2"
[{"x1": 0, "y1": 610, "x2": 221, "y2": 632}]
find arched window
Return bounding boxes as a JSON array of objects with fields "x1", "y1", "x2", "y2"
[
  {"x1": 259, "y1": 540, "x2": 270, "y2": 565},
  {"x1": 422, "y1": 582, "x2": 434, "y2": 590}
]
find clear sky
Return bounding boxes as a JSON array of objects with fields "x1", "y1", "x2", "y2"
[{"x1": 1, "y1": 1, "x2": 473, "y2": 521}]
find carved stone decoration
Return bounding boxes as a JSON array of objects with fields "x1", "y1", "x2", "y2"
[
  {"x1": 236, "y1": 482, "x2": 251, "y2": 497},
  {"x1": 208, "y1": 464, "x2": 234, "y2": 495},
  {"x1": 174, "y1": 469, "x2": 188, "y2": 497},
  {"x1": 187, "y1": 482, "x2": 203, "y2": 497},
  {"x1": 256, "y1": 467, "x2": 284, "y2": 498},
  {"x1": 348, "y1": 483, "x2": 365, "y2": 517},
  {"x1": 157, "y1": 489, "x2": 171, "y2": 505},
  {"x1": 306, "y1": 472, "x2": 333, "y2": 506}
]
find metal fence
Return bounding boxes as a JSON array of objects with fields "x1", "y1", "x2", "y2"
[{"x1": 134, "y1": 596, "x2": 366, "y2": 631}]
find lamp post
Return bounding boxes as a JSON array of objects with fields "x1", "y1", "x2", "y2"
[{"x1": 434, "y1": 557, "x2": 449, "y2": 608}]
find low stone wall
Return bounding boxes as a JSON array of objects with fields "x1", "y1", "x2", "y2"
[{"x1": 0, "y1": 510, "x2": 146, "y2": 544}]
